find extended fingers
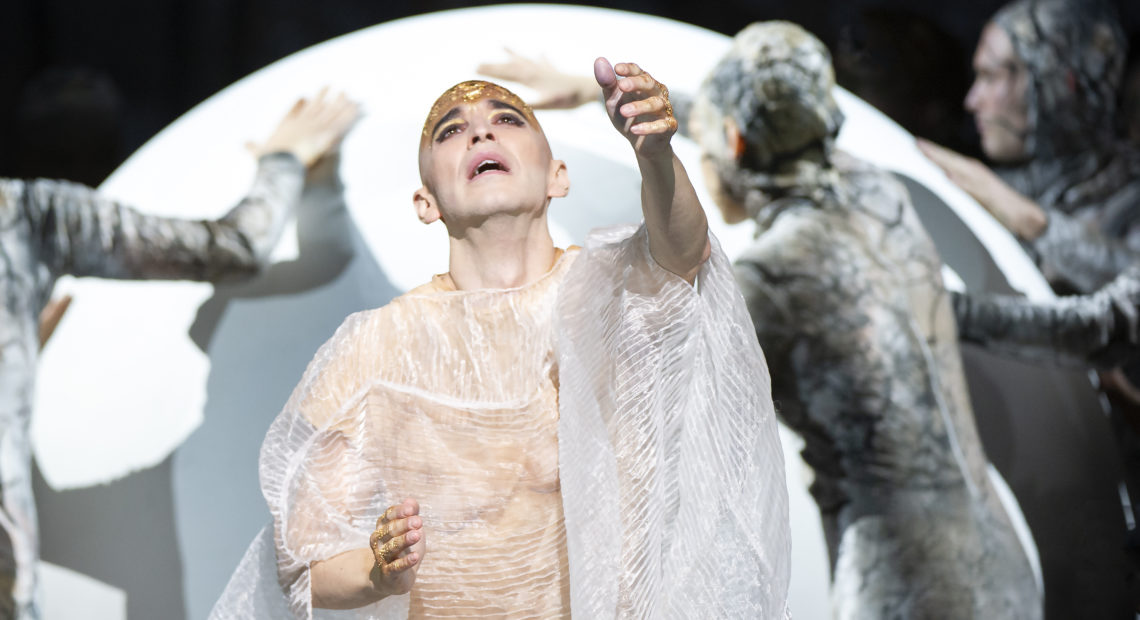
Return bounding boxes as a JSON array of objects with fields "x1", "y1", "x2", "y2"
[
  {"x1": 328, "y1": 98, "x2": 362, "y2": 131},
  {"x1": 620, "y1": 95, "x2": 668, "y2": 118},
  {"x1": 614, "y1": 62, "x2": 644, "y2": 77},
  {"x1": 383, "y1": 551, "x2": 420, "y2": 575},
  {"x1": 617, "y1": 73, "x2": 658, "y2": 94},
  {"x1": 374, "y1": 528, "x2": 424, "y2": 578},
  {"x1": 918, "y1": 138, "x2": 990, "y2": 189},
  {"x1": 477, "y1": 61, "x2": 527, "y2": 82},
  {"x1": 379, "y1": 499, "x2": 420, "y2": 526},
  {"x1": 296, "y1": 88, "x2": 332, "y2": 118},
  {"x1": 593, "y1": 57, "x2": 618, "y2": 90},
  {"x1": 379, "y1": 530, "x2": 421, "y2": 561},
  {"x1": 315, "y1": 92, "x2": 356, "y2": 123},
  {"x1": 478, "y1": 48, "x2": 541, "y2": 80},
  {"x1": 916, "y1": 138, "x2": 964, "y2": 172},
  {"x1": 631, "y1": 116, "x2": 678, "y2": 136},
  {"x1": 374, "y1": 514, "x2": 421, "y2": 546}
]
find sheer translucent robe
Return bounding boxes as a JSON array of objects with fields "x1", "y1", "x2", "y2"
[{"x1": 211, "y1": 225, "x2": 792, "y2": 619}]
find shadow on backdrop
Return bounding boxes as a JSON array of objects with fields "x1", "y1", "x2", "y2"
[{"x1": 36, "y1": 163, "x2": 398, "y2": 619}]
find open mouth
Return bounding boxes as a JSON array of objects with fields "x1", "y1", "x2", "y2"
[{"x1": 468, "y1": 156, "x2": 510, "y2": 179}]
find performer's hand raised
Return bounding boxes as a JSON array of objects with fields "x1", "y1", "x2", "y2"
[
  {"x1": 595, "y1": 58, "x2": 677, "y2": 158},
  {"x1": 369, "y1": 499, "x2": 426, "y2": 596},
  {"x1": 477, "y1": 50, "x2": 597, "y2": 110},
  {"x1": 249, "y1": 88, "x2": 361, "y2": 169},
  {"x1": 917, "y1": 138, "x2": 1047, "y2": 240}
]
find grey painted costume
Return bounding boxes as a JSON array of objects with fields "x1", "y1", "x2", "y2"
[
  {"x1": 0, "y1": 153, "x2": 303, "y2": 618},
  {"x1": 695, "y1": 23, "x2": 1040, "y2": 618},
  {"x1": 993, "y1": 0, "x2": 1140, "y2": 293},
  {"x1": 954, "y1": 264, "x2": 1140, "y2": 370}
]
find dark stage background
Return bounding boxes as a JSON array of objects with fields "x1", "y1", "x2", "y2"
[
  {"x1": 7, "y1": 1, "x2": 1140, "y2": 618},
  {"x1": 4, "y1": 0, "x2": 1139, "y2": 188}
]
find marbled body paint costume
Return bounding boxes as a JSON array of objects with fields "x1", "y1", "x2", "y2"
[
  {"x1": 0, "y1": 153, "x2": 304, "y2": 618},
  {"x1": 954, "y1": 265, "x2": 1140, "y2": 370},
  {"x1": 694, "y1": 22, "x2": 1041, "y2": 618},
  {"x1": 993, "y1": 0, "x2": 1140, "y2": 293},
  {"x1": 961, "y1": 6, "x2": 1140, "y2": 606}
]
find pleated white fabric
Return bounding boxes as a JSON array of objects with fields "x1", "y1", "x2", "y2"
[
  {"x1": 211, "y1": 225, "x2": 790, "y2": 619},
  {"x1": 556, "y1": 225, "x2": 791, "y2": 618}
]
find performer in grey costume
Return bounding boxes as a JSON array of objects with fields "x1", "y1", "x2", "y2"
[
  {"x1": 919, "y1": 6, "x2": 1140, "y2": 610},
  {"x1": 992, "y1": 0, "x2": 1138, "y2": 293},
  {"x1": 691, "y1": 22, "x2": 1040, "y2": 618},
  {"x1": 0, "y1": 91, "x2": 357, "y2": 618},
  {"x1": 953, "y1": 266, "x2": 1140, "y2": 370},
  {"x1": 923, "y1": 0, "x2": 1139, "y2": 295}
]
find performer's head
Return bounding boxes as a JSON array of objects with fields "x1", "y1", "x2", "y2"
[
  {"x1": 967, "y1": 0, "x2": 1126, "y2": 163},
  {"x1": 692, "y1": 21, "x2": 844, "y2": 223},
  {"x1": 413, "y1": 80, "x2": 569, "y2": 230}
]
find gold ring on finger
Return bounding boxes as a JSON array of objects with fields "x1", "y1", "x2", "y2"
[{"x1": 379, "y1": 538, "x2": 402, "y2": 563}]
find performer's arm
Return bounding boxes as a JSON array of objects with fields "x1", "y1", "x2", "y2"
[
  {"x1": 917, "y1": 138, "x2": 1048, "y2": 240},
  {"x1": 594, "y1": 57, "x2": 709, "y2": 283},
  {"x1": 26, "y1": 91, "x2": 358, "y2": 283},
  {"x1": 478, "y1": 53, "x2": 697, "y2": 138},
  {"x1": 953, "y1": 264, "x2": 1140, "y2": 368},
  {"x1": 918, "y1": 137, "x2": 1140, "y2": 292},
  {"x1": 310, "y1": 500, "x2": 426, "y2": 609}
]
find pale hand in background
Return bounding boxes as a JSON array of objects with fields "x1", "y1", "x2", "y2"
[
  {"x1": 248, "y1": 88, "x2": 361, "y2": 168},
  {"x1": 477, "y1": 50, "x2": 598, "y2": 110},
  {"x1": 918, "y1": 138, "x2": 1048, "y2": 240}
]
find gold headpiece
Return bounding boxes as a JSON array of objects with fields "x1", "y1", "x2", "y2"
[{"x1": 421, "y1": 80, "x2": 538, "y2": 144}]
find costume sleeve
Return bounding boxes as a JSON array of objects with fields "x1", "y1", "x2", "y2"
[
  {"x1": 24, "y1": 152, "x2": 303, "y2": 282},
  {"x1": 953, "y1": 264, "x2": 1140, "y2": 369},
  {"x1": 555, "y1": 225, "x2": 791, "y2": 618},
  {"x1": 1031, "y1": 208, "x2": 1140, "y2": 292},
  {"x1": 211, "y1": 311, "x2": 403, "y2": 620}
]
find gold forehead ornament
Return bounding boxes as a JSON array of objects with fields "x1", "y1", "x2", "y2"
[{"x1": 421, "y1": 80, "x2": 538, "y2": 142}]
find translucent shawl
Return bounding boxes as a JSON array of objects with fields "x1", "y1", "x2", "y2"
[{"x1": 211, "y1": 225, "x2": 791, "y2": 618}]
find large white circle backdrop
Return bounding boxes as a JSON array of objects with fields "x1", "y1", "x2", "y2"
[{"x1": 28, "y1": 5, "x2": 1120, "y2": 619}]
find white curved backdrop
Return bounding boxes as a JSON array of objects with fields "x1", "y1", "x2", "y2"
[{"x1": 30, "y1": 5, "x2": 1125, "y2": 619}]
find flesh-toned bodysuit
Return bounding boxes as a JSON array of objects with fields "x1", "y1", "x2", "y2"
[{"x1": 212, "y1": 226, "x2": 792, "y2": 619}]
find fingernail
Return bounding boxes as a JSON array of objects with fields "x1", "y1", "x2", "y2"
[{"x1": 408, "y1": 531, "x2": 420, "y2": 543}]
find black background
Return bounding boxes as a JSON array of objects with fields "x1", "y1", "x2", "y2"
[{"x1": 4, "y1": 0, "x2": 1138, "y2": 186}]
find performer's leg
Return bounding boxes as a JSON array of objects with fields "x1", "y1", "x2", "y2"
[{"x1": 0, "y1": 421, "x2": 41, "y2": 619}]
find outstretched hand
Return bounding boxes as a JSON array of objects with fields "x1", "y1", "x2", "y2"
[
  {"x1": 595, "y1": 58, "x2": 677, "y2": 158},
  {"x1": 369, "y1": 499, "x2": 426, "y2": 597},
  {"x1": 477, "y1": 50, "x2": 598, "y2": 110},
  {"x1": 249, "y1": 88, "x2": 361, "y2": 168},
  {"x1": 917, "y1": 138, "x2": 1047, "y2": 240}
]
